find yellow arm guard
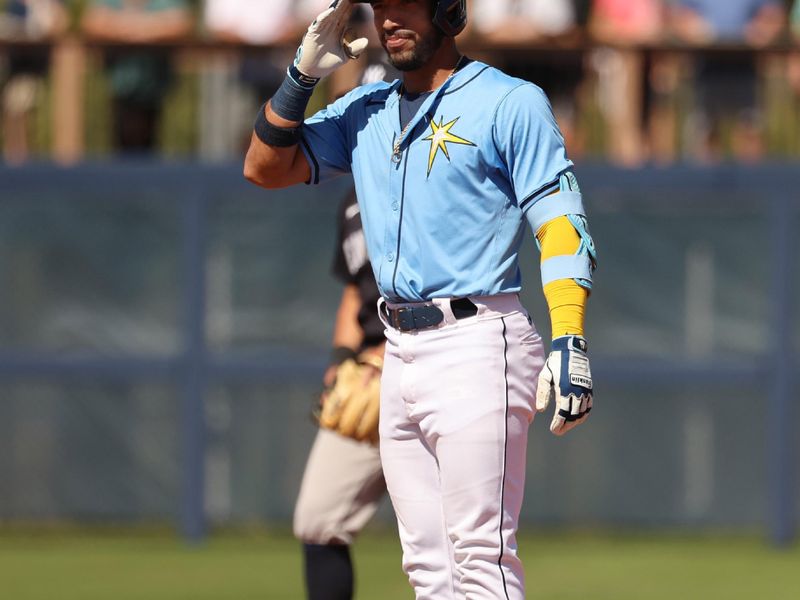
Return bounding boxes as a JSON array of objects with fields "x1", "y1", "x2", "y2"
[{"x1": 536, "y1": 215, "x2": 588, "y2": 339}]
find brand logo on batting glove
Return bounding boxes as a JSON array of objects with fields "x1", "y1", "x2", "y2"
[{"x1": 535, "y1": 335, "x2": 593, "y2": 436}]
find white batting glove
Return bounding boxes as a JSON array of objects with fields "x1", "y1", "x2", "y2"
[
  {"x1": 293, "y1": 0, "x2": 369, "y2": 82},
  {"x1": 536, "y1": 335, "x2": 593, "y2": 436}
]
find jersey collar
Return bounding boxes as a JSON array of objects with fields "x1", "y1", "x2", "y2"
[{"x1": 387, "y1": 59, "x2": 482, "y2": 150}]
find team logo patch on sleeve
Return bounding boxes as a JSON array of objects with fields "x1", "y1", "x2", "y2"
[{"x1": 423, "y1": 116, "x2": 475, "y2": 177}]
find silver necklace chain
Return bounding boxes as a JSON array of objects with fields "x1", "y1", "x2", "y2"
[
  {"x1": 391, "y1": 55, "x2": 466, "y2": 164},
  {"x1": 392, "y1": 120, "x2": 416, "y2": 164}
]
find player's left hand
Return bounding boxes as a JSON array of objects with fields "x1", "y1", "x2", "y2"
[
  {"x1": 535, "y1": 335, "x2": 593, "y2": 436},
  {"x1": 293, "y1": 0, "x2": 369, "y2": 81}
]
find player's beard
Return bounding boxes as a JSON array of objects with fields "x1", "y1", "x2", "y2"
[{"x1": 383, "y1": 27, "x2": 444, "y2": 72}]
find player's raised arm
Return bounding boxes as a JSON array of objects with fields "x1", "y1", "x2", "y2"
[{"x1": 243, "y1": 0, "x2": 368, "y2": 189}]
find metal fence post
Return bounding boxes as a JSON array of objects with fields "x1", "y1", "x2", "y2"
[
  {"x1": 181, "y1": 187, "x2": 209, "y2": 542},
  {"x1": 768, "y1": 194, "x2": 796, "y2": 546}
]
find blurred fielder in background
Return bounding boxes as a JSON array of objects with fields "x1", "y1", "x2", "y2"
[
  {"x1": 295, "y1": 51, "x2": 400, "y2": 591},
  {"x1": 293, "y1": 186, "x2": 388, "y2": 600},
  {"x1": 244, "y1": 1, "x2": 597, "y2": 597},
  {"x1": 292, "y1": 38, "x2": 398, "y2": 600}
]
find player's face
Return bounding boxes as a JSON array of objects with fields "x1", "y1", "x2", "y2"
[{"x1": 370, "y1": 0, "x2": 443, "y2": 71}]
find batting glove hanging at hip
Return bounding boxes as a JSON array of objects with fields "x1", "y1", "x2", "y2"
[
  {"x1": 536, "y1": 335, "x2": 593, "y2": 436},
  {"x1": 293, "y1": 0, "x2": 369, "y2": 82}
]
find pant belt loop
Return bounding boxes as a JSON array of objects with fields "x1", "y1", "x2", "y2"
[
  {"x1": 377, "y1": 297, "x2": 391, "y2": 329},
  {"x1": 437, "y1": 298, "x2": 458, "y2": 327}
]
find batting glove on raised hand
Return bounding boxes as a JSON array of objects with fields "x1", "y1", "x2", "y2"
[
  {"x1": 536, "y1": 335, "x2": 593, "y2": 436},
  {"x1": 293, "y1": 0, "x2": 369, "y2": 82}
]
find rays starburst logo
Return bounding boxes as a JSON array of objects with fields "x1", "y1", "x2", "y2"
[{"x1": 422, "y1": 116, "x2": 475, "y2": 176}]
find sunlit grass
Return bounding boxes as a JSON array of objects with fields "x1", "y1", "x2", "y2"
[{"x1": 1, "y1": 529, "x2": 798, "y2": 599}]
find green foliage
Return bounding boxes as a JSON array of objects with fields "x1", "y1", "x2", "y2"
[
  {"x1": 66, "y1": 0, "x2": 87, "y2": 32},
  {"x1": 83, "y1": 51, "x2": 112, "y2": 156},
  {"x1": 159, "y1": 65, "x2": 198, "y2": 158},
  {"x1": 32, "y1": 73, "x2": 52, "y2": 154}
]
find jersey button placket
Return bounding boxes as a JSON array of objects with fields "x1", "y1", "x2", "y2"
[{"x1": 383, "y1": 113, "x2": 405, "y2": 296}]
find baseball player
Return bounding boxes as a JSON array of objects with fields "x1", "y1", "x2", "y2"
[
  {"x1": 245, "y1": 1, "x2": 597, "y2": 598},
  {"x1": 293, "y1": 188, "x2": 387, "y2": 600}
]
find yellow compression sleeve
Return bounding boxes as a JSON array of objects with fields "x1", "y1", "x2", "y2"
[{"x1": 536, "y1": 215, "x2": 588, "y2": 339}]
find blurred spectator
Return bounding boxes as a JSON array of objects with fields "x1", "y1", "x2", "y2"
[
  {"x1": 589, "y1": 0, "x2": 663, "y2": 41},
  {"x1": 203, "y1": 0, "x2": 297, "y2": 116},
  {"x1": 201, "y1": 0, "x2": 361, "y2": 158},
  {"x1": 670, "y1": 0, "x2": 786, "y2": 162},
  {"x1": 80, "y1": 0, "x2": 193, "y2": 153},
  {"x1": 588, "y1": 0, "x2": 666, "y2": 165},
  {"x1": 203, "y1": 0, "x2": 329, "y2": 101},
  {"x1": 0, "y1": 0, "x2": 67, "y2": 164},
  {"x1": 467, "y1": 0, "x2": 585, "y2": 157},
  {"x1": 671, "y1": 0, "x2": 785, "y2": 46},
  {"x1": 469, "y1": 0, "x2": 577, "y2": 44},
  {"x1": 204, "y1": 0, "x2": 299, "y2": 45}
]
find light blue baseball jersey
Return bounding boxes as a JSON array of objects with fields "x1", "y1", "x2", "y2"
[{"x1": 300, "y1": 59, "x2": 574, "y2": 302}]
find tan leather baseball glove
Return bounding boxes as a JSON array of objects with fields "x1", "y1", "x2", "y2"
[{"x1": 318, "y1": 352, "x2": 383, "y2": 444}]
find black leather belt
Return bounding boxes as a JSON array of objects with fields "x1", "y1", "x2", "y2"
[{"x1": 384, "y1": 298, "x2": 478, "y2": 332}]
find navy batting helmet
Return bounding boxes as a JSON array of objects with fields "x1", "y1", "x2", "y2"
[{"x1": 354, "y1": 0, "x2": 467, "y2": 37}]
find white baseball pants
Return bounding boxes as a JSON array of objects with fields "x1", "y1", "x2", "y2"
[{"x1": 378, "y1": 294, "x2": 545, "y2": 599}]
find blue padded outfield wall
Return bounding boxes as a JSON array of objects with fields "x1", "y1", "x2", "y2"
[{"x1": 0, "y1": 164, "x2": 797, "y2": 544}]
